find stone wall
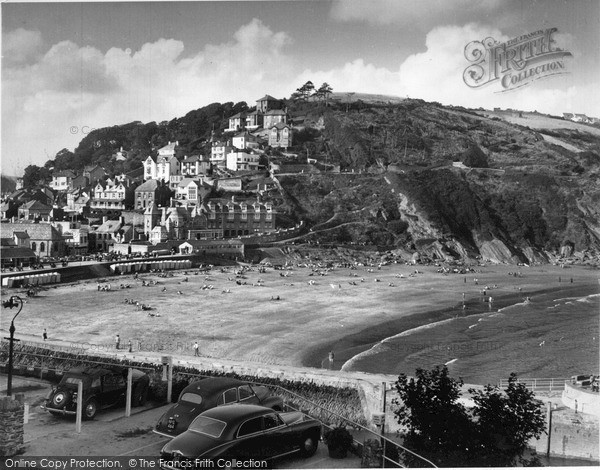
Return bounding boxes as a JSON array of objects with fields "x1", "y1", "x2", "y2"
[
  {"x1": 0, "y1": 396, "x2": 24, "y2": 457},
  {"x1": 531, "y1": 407, "x2": 599, "y2": 461}
]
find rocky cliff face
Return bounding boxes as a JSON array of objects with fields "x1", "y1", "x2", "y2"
[{"x1": 278, "y1": 101, "x2": 600, "y2": 264}]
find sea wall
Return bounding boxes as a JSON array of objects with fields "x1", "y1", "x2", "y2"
[
  {"x1": 562, "y1": 382, "x2": 600, "y2": 417},
  {"x1": 531, "y1": 406, "x2": 599, "y2": 461}
]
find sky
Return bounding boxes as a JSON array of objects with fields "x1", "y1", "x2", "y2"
[{"x1": 2, "y1": 0, "x2": 599, "y2": 176}]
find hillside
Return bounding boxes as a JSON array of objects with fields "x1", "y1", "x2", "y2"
[
  {"x1": 36, "y1": 97, "x2": 600, "y2": 264},
  {"x1": 276, "y1": 100, "x2": 600, "y2": 264}
]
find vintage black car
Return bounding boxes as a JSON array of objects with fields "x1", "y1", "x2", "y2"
[
  {"x1": 42, "y1": 366, "x2": 150, "y2": 419},
  {"x1": 154, "y1": 377, "x2": 283, "y2": 438},
  {"x1": 160, "y1": 404, "x2": 321, "y2": 466}
]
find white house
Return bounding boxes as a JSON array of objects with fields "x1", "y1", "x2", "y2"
[
  {"x1": 144, "y1": 141, "x2": 180, "y2": 182},
  {"x1": 181, "y1": 155, "x2": 210, "y2": 177},
  {"x1": 226, "y1": 151, "x2": 260, "y2": 172},
  {"x1": 211, "y1": 141, "x2": 234, "y2": 168},
  {"x1": 227, "y1": 112, "x2": 246, "y2": 132},
  {"x1": 50, "y1": 170, "x2": 76, "y2": 191},
  {"x1": 232, "y1": 131, "x2": 260, "y2": 150}
]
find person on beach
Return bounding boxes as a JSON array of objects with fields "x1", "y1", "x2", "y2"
[
  {"x1": 128, "y1": 339, "x2": 132, "y2": 352},
  {"x1": 193, "y1": 341, "x2": 199, "y2": 356},
  {"x1": 115, "y1": 334, "x2": 120, "y2": 350},
  {"x1": 43, "y1": 328, "x2": 47, "y2": 341},
  {"x1": 328, "y1": 350, "x2": 335, "y2": 369}
]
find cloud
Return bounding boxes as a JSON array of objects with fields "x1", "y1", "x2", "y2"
[
  {"x1": 330, "y1": 0, "x2": 503, "y2": 27},
  {"x1": 3, "y1": 28, "x2": 43, "y2": 66},
  {"x1": 1, "y1": 20, "x2": 296, "y2": 174}
]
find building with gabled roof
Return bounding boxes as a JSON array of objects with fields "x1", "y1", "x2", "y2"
[
  {"x1": 134, "y1": 179, "x2": 172, "y2": 211},
  {"x1": 144, "y1": 141, "x2": 180, "y2": 182},
  {"x1": 256, "y1": 94, "x2": 280, "y2": 113},
  {"x1": 1, "y1": 222, "x2": 68, "y2": 257},
  {"x1": 18, "y1": 200, "x2": 53, "y2": 221},
  {"x1": 227, "y1": 112, "x2": 247, "y2": 132},
  {"x1": 268, "y1": 122, "x2": 293, "y2": 148},
  {"x1": 50, "y1": 170, "x2": 76, "y2": 191},
  {"x1": 180, "y1": 154, "x2": 211, "y2": 177},
  {"x1": 263, "y1": 109, "x2": 288, "y2": 129}
]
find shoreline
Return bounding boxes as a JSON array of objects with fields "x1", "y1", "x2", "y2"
[{"x1": 304, "y1": 282, "x2": 598, "y2": 382}]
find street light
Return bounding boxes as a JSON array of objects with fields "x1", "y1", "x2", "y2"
[{"x1": 2, "y1": 295, "x2": 24, "y2": 397}]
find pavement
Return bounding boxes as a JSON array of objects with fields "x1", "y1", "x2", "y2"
[{"x1": 2, "y1": 375, "x2": 363, "y2": 469}]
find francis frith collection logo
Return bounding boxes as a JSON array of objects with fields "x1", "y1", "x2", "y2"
[{"x1": 463, "y1": 28, "x2": 572, "y2": 92}]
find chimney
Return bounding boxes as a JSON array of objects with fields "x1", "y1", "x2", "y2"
[
  {"x1": 119, "y1": 216, "x2": 125, "y2": 225},
  {"x1": 231, "y1": 195, "x2": 235, "y2": 203},
  {"x1": 102, "y1": 216, "x2": 108, "y2": 224}
]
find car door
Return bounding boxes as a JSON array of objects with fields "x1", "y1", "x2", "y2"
[
  {"x1": 261, "y1": 412, "x2": 294, "y2": 457},
  {"x1": 230, "y1": 416, "x2": 267, "y2": 460},
  {"x1": 102, "y1": 372, "x2": 126, "y2": 406}
]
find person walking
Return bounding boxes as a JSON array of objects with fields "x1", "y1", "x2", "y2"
[
  {"x1": 193, "y1": 341, "x2": 200, "y2": 356},
  {"x1": 42, "y1": 328, "x2": 48, "y2": 341},
  {"x1": 128, "y1": 339, "x2": 132, "y2": 352},
  {"x1": 115, "y1": 334, "x2": 120, "y2": 350}
]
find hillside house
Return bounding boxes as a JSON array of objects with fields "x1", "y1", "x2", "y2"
[
  {"x1": 245, "y1": 109, "x2": 263, "y2": 130},
  {"x1": 50, "y1": 170, "x2": 76, "y2": 191},
  {"x1": 572, "y1": 114, "x2": 591, "y2": 123},
  {"x1": 204, "y1": 198, "x2": 275, "y2": 238},
  {"x1": 18, "y1": 200, "x2": 52, "y2": 221},
  {"x1": 1, "y1": 200, "x2": 17, "y2": 220},
  {"x1": 175, "y1": 178, "x2": 213, "y2": 206},
  {"x1": 83, "y1": 165, "x2": 106, "y2": 185},
  {"x1": 263, "y1": 109, "x2": 288, "y2": 129},
  {"x1": 268, "y1": 123, "x2": 293, "y2": 148},
  {"x1": 91, "y1": 217, "x2": 133, "y2": 251},
  {"x1": 226, "y1": 151, "x2": 260, "y2": 172},
  {"x1": 91, "y1": 180, "x2": 134, "y2": 213},
  {"x1": 144, "y1": 142, "x2": 180, "y2": 182},
  {"x1": 211, "y1": 140, "x2": 234, "y2": 168},
  {"x1": 134, "y1": 179, "x2": 172, "y2": 211},
  {"x1": 181, "y1": 155, "x2": 211, "y2": 177},
  {"x1": 232, "y1": 131, "x2": 261, "y2": 150},
  {"x1": 227, "y1": 112, "x2": 247, "y2": 132},
  {"x1": 256, "y1": 94, "x2": 280, "y2": 113},
  {"x1": 563, "y1": 113, "x2": 574, "y2": 120}
]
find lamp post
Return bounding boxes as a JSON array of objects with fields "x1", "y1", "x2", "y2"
[{"x1": 3, "y1": 295, "x2": 23, "y2": 397}]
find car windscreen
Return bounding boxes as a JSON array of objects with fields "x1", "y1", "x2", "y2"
[
  {"x1": 188, "y1": 416, "x2": 227, "y2": 438},
  {"x1": 180, "y1": 392, "x2": 203, "y2": 405}
]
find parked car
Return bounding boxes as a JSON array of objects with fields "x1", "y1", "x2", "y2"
[
  {"x1": 42, "y1": 366, "x2": 149, "y2": 420},
  {"x1": 160, "y1": 404, "x2": 320, "y2": 465},
  {"x1": 154, "y1": 377, "x2": 283, "y2": 438}
]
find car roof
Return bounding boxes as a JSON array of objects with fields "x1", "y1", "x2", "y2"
[
  {"x1": 65, "y1": 366, "x2": 121, "y2": 377},
  {"x1": 180, "y1": 377, "x2": 246, "y2": 396},
  {"x1": 200, "y1": 404, "x2": 275, "y2": 424}
]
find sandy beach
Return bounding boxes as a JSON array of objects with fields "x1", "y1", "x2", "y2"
[{"x1": 2, "y1": 262, "x2": 598, "y2": 385}]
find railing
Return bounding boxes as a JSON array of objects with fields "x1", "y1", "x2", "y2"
[
  {"x1": 2, "y1": 347, "x2": 436, "y2": 467},
  {"x1": 175, "y1": 370, "x2": 437, "y2": 468},
  {"x1": 497, "y1": 377, "x2": 569, "y2": 392}
]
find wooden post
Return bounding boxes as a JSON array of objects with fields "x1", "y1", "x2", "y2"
[
  {"x1": 76, "y1": 380, "x2": 83, "y2": 433},
  {"x1": 167, "y1": 357, "x2": 173, "y2": 404},
  {"x1": 381, "y1": 382, "x2": 387, "y2": 434},
  {"x1": 546, "y1": 401, "x2": 552, "y2": 457},
  {"x1": 125, "y1": 368, "x2": 133, "y2": 417}
]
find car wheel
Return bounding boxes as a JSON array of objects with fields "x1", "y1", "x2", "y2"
[
  {"x1": 52, "y1": 391, "x2": 71, "y2": 409},
  {"x1": 84, "y1": 399, "x2": 98, "y2": 420},
  {"x1": 299, "y1": 433, "x2": 319, "y2": 458}
]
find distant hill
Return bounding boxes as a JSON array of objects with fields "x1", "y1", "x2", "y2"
[
  {"x1": 1, "y1": 175, "x2": 17, "y2": 194},
  {"x1": 330, "y1": 92, "x2": 405, "y2": 104}
]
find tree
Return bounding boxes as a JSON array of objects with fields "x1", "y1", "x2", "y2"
[
  {"x1": 470, "y1": 373, "x2": 545, "y2": 466},
  {"x1": 317, "y1": 82, "x2": 333, "y2": 105},
  {"x1": 296, "y1": 81, "x2": 315, "y2": 101},
  {"x1": 22, "y1": 165, "x2": 51, "y2": 189},
  {"x1": 394, "y1": 367, "x2": 546, "y2": 467},
  {"x1": 394, "y1": 366, "x2": 476, "y2": 467}
]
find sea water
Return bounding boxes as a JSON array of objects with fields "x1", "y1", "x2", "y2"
[{"x1": 342, "y1": 287, "x2": 599, "y2": 385}]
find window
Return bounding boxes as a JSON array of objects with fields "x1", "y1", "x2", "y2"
[
  {"x1": 237, "y1": 417, "x2": 262, "y2": 437},
  {"x1": 189, "y1": 416, "x2": 227, "y2": 438},
  {"x1": 31, "y1": 242, "x2": 36, "y2": 251},
  {"x1": 180, "y1": 393, "x2": 203, "y2": 405},
  {"x1": 218, "y1": 388, "x2": 237, "y2": 405},
  {"x1": 238, "y1": 385, "x2": 254, "y2": 401},
  {"x1": 263, "y1": 413, "x2": 283, "y2": 430},
  {"x1": 40, "y1": 242, "x2": 45, "y2": 252}
]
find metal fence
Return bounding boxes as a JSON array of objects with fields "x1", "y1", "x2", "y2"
[{"x1": 497, "y1": 377, "x2": 569, "y2": 392}]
